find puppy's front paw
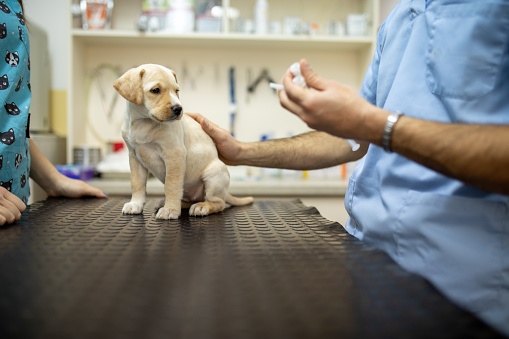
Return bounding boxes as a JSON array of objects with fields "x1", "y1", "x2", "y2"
[
  {"x1": 123, "y1": 201, "x2": 144, "y2": 214},
  {"x1": 156, "y1": 207, "x2": 181, "y2": 220}
]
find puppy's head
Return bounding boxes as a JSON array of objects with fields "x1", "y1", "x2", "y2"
[{"x1": 113, "y1": 64, "x2": 183, "y2": 123}]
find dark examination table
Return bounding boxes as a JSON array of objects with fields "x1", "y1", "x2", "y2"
[{"x1": 0, "y1": 197, "x2": 501, "y2": 338}]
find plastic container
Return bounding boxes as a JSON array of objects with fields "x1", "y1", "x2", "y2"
[
  {"x1": 56, "y1": 165, "x2": 95, "y2": 181},
  {"x1": 195, "y1": 0, "x2": 221, "y2": 32},
  {"x1": 346, "y1": 14, "x2": 367, "y2": 36},
  {"x1": 80, "y1": 0, "x2": 114, "y2": 30},
  {"x1": 165, "y1": 0, "x2": 195, "y2": 33}
]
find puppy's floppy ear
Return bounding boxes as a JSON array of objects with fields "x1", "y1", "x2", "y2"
[
  {"x1": 113, "y1": 68, "x2": 146, "y2": 105},
  {"x1": 171, "y1": 70, "x2": 180, "y2": 98}
]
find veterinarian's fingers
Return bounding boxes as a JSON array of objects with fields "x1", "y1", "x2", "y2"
[
  {"x1": 299, "y1": 59, "x2": 331, "y2": 92},
  {"x1": 278, "y1": 93, "x2": 303, "y2": 118},
  {"x1": 197, "y1": 116, "x2": 226, "y2": 142},
  {"x1": 186, "y1": 112, "x2": 202, "y2": 122},
  {"x1": 278, "y1": 77, "x2": 307, "y2": 118},
  {"x1": 187, "y1": 112, "x2": 240, "y2": 165},
  {"x1": 282, "y1": 70, "x2": 310, "y2": 107},
  {"x1": 187, "y1": 112, "x2": 213, "y2": 133}
]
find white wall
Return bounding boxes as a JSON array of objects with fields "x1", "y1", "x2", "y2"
[
  {"x1": 380, "y1": 0, "x2": 400, "y2": 25},
  {"x1": 24, "y1": 0, "x2": 69, "y2": 90}
]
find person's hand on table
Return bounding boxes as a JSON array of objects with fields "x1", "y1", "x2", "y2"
[
  {"x1": 28, "y1": 140, "x2": 107, "y2": 200},
  {"x1": 46, "y1": 174, "x2": 107, "y2": 199},
  {"x1": 0, "y1": 186, "x2": 26, "y2": 226}
]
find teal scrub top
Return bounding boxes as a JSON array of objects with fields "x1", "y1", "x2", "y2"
[
  {"x1": 0, "y1": 0, "x2": 31, "y2": 204},
  {"x1": 345, "y1": 0, "x2": 509, "y2": 335}
]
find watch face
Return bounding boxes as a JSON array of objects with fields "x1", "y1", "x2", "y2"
[{"x1": 382, "y1": 112, "x2": 403, "y2": 152}]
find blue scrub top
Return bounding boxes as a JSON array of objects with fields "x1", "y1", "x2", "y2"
[
  {"x1": 0, "y1": 0, "x2": 31, "y2": 203},
  {"x1": 345, "y1": 0, "x2": 509, "y2": 335}
]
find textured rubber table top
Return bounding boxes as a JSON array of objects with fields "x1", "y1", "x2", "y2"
[{"x1": 0, "y1": 197, "x2": 502, "y2": 338}]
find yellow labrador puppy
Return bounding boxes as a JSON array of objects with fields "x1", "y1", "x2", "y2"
[{"x1": 113, "y1": 64, "x2": 253, "y2": 219}]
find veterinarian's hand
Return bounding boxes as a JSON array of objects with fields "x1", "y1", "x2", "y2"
[
  {"x1": 187, "y1": 113, "x2": 243, "y2": 166},
  {"x1": 48, "y1": 175, "x2": 108, "y2": 199},
  {"x1": 278, "y1": 59, "x2": 379, "y2": 142},
  {"x1": 0, "y1": 186, "x2": 26, "y2": 226}
]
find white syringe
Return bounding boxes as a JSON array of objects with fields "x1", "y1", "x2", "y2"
[
  {"x1": 270, "y1": 62, "x2": 360, "y2": 151},
  {"x1": 269, "y1": 83, "x2": 285, "y2": 90}
]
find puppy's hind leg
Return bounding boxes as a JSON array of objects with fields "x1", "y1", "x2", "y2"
[
  {"x1": 190, "y1": 162, "x2": 228, "y2": 217},
  {"x1": 190, "y1": 195, "x2": 226, "y2": 217}
]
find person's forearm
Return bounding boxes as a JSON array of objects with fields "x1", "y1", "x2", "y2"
[
  {"x1": 391, "y1": 117, "x2": 509, "y2": 195},
  {"x1": 237, "y1": 131, "x2": 367, "y2": 170},
  {"x1": 28, "y1": 140, "x2": 62, "y2": 195},
  {"x1": 331, "y1": 101, "x2": 509, "y2": 194}
]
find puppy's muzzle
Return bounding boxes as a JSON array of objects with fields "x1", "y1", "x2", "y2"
[
  {"x1": 172, "y1": 105, "x2": 182, "y2": 117},
  {"x1": 153, "y1": 104, "x2": 183, "y2": 122}
]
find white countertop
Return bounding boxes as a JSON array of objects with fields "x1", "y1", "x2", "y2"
[{"x1": 88, "y1": 177, "x2": 348, "y2": 197}]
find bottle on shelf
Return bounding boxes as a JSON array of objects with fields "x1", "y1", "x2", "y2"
[{"x1": 254, "y1": 0, "x2": 268, "y2": 35}]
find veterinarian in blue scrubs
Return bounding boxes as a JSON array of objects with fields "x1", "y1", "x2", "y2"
[
  {"x1": 190, "y1": 0, "x2": 509, "y2": 335},
  {"x1": 0, "y1": 0, "x2": 106, "y2": 226}
]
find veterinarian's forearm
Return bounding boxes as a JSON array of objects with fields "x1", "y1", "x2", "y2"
[
  {"x1": 391, "y1": 117, "x2": 509, "y2": 195},
  {"x1": 238, "y1": 131, "x2": 366, "y2": 170}
]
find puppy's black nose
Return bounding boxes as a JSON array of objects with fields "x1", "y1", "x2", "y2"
[{"x1": 172, "y1": 105, "x2": 182, "y2": 116}]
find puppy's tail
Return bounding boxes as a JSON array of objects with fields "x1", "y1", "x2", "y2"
[{"x1": 226, "y1": 193, "x2": 254, "y2": 206}]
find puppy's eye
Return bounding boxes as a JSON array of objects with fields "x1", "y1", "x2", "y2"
[
  {"x1": 175, "y1": 89, "x2": 180, "y2": 95},
  {"x1": 150, "y1": 88, "x2": 160, "y2": 94}
]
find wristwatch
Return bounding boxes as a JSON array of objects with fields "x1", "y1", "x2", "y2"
[{"x1": 382, "y1": 111, "x2": 403, "y2": 152}]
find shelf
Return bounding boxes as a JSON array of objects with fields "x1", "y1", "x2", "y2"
[{"x1": 72, "y1": 29, "x2": 373, "y2": 51}]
